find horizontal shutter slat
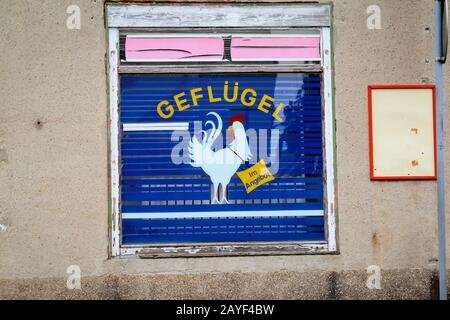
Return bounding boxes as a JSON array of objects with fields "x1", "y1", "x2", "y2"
[
  {"x1": 122, "y1": 216, "x2": 324, "y2": 244},
  {"x1": 121, "y1": 177, "x2": 323, "y2": 186},
  {"x1": 122, "y1": 202, "x2": 324, "y2": 213},
  {"x1": 123, "y1": 216, "x2": 324, "y2": 228}
]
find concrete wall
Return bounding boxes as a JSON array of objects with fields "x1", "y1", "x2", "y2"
[{"x1": 0, "y1": 0, "x2": 449, "y2": 299}]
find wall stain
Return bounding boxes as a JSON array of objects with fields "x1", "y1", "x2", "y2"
[
  {"x1": 372, "y1": 232, "x2": 381, "y2": 250},
  {"x1": 430, "y1": 272, "x2": 439, "y2": 300},
  {"x1": 327, "y1": 271, "x2": 339, "y2": 300},
  {"x1": 0, "y1": 149, "x2": 7, "y2": 163}
]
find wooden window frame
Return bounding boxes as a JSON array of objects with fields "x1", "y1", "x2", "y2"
[{"x1": 107, "y1": 3, "x2": 338, "y2": 258}]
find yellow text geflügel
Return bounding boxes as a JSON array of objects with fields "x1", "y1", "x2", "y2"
[{"x1": 156, "y1": 81, "x2": 285, "y2": 122}]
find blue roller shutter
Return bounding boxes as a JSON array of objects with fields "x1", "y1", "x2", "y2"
[{"x1": 119, "y1": 73, "x2": 325, "y2": 245}]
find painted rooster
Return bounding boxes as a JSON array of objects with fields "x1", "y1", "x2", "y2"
[{"x1": 189, "y1": 112, "x2": 252, "y2": 204}]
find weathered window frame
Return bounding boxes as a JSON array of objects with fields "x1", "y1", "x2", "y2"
[{"x1": 107, "y1": 3, "x2": 337, "y2": 258}]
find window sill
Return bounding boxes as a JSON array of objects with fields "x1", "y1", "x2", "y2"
[{"x1": 119, "y1": 242, "x2": 338, "y2": 258}]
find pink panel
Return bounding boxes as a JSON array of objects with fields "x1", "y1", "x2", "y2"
[
  {"x1": 230, "y1": 37, "x2": 321, "y2": 61},
  {"x1": 125, "y1": 37, "x2": 224, "y2": 61}
]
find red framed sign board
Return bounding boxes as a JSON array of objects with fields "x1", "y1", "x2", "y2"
[{"x1": 368, "y1": 85, "x2": 437, "y2": 180}]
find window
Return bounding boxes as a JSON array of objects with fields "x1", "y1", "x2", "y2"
[{"x1": 107, "y1": 4, "x2": 337, "y2": 257}]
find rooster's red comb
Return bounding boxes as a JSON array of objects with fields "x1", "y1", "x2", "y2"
[{"x1": 229, "y1": 114, "x2": 245, "y2": 124}]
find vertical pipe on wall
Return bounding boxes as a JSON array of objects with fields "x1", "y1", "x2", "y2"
[{"x1": 435, "y1": 0, "x2": 448, "y2": 301}]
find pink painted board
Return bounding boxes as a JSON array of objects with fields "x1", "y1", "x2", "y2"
[
  {"x1": 231, "y1": 37, "x2": 321, "y2": 61},
  {"x1": 125, "y1": 37, "x2": 224, "y2": 61}
]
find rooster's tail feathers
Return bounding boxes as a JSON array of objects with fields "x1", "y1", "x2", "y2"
[{"x1": 205, "y1": 112, "x2": 223, "y2": 145}]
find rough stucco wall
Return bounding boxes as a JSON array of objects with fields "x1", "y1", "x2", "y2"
[
  {"x1": 0, "y1": 0, "x2": 449, "y2": 298},
  {"x1": 0, "y1": 0, "x2": 109, "y2": 279}
]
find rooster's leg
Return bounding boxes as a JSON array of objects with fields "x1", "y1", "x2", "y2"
[
  {"x1": 211, "y1": 183, "x2": 219, "y2": 204},
  {"x1": 221, "y1": 184, "x2": 229, "y2": 204}
]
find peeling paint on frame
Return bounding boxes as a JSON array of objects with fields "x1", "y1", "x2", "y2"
[{"x1": 108, "y1": 28, "x2": 121, "y2": 257}]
